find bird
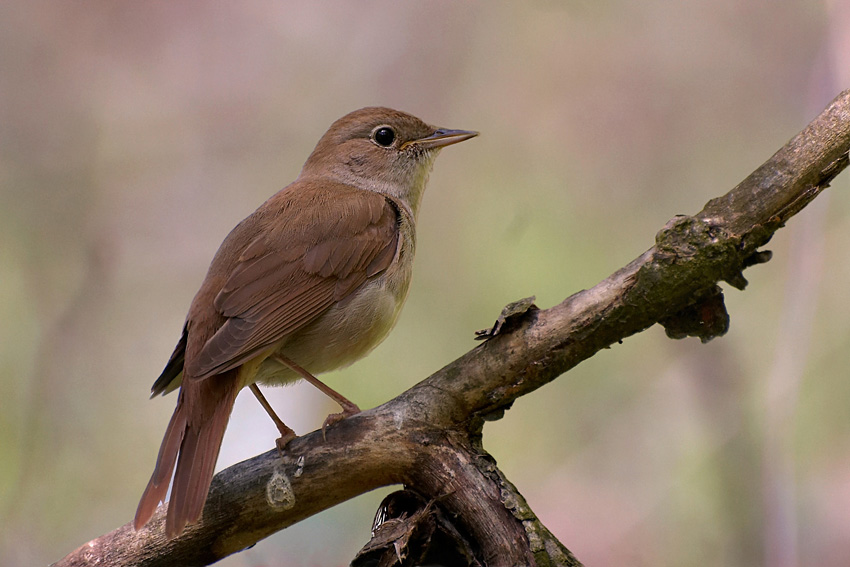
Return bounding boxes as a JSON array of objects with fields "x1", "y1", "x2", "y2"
[{"x1": 133, "y1": 107, "x2": 477, "y2": 538}]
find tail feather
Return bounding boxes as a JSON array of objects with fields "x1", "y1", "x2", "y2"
[
  {"x1": 134, "y1": 399, "x2": 187, "y2": 530},
  {"x1": 135, "y1": 371, "x2": 240, "y2": 538}
]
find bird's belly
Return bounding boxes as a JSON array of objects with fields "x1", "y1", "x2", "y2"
[{"x1": 253, "y1": 275, "x2": 408, "y2": 386}]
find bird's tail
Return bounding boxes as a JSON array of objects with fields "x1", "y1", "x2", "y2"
[{"x1": 134, "y1": 371, "x2": 239, "y2": 538}]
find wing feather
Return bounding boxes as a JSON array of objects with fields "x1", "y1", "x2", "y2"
[{"x1": 184, "y1": 185, "x2": 400, "y2": 380}]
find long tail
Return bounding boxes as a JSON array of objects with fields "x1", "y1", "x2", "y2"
[{"x1": 134, "y1": 371, "x2": 240, "y2": 538}]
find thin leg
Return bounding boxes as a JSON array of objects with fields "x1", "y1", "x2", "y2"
[
  {"x1": 271, "y1": 353, "x2": 361, "y2": 438},
  {"x1": 249, "y1": 383, "x2": 296, "y2": 451}
]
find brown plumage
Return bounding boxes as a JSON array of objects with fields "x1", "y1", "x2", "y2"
[{"x1": 134, "y1": 107, "x2": 477, "y2": 538}]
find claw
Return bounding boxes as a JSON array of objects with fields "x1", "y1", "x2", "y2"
[{"x1": 320, "y1": 403, "x2": 360, "y2": 440}]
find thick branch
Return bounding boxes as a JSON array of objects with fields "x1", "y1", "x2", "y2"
[{"x1": 54, "y1": 90, "x2": 850, "y2": 567}]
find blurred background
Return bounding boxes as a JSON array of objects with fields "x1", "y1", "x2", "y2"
[{"x1": 2, "y1": 1, "x2": 850, "y2": 566}]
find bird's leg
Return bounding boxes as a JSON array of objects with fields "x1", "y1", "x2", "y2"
[
  {"x1": 271, "y1": 353, "x2": 361, "y2": 439},
  {"x1": 249, "y1": 383, "x2": 297, "y2": 452}
]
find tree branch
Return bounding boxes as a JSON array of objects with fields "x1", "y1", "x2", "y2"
[{"x1": 53, "y1": 90, "x2": 850, "y2": 567}]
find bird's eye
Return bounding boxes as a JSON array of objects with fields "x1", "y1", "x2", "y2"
[{"x1": 373, "y1": 126, "x2": 395, "y2": 147}]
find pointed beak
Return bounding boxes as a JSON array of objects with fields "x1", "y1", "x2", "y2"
[{"x1": 403, "y1": 128, "x2": 479, "y2": 150}]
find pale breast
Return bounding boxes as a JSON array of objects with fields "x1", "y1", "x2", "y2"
[{"x1": 252, "y1": 251, "x2": 413, "y2": 386}]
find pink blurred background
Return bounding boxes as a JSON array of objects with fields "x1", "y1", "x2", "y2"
[{"x1": 2, "y1": 2, "x2": 850, "y2": 566}]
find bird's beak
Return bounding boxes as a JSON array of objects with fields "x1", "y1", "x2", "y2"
[{"x1": 403, "y1": 128, "x2": 479, "y2": 150}]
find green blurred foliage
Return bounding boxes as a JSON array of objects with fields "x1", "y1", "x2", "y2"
[{"x1": 1, "y1": 1, "x2": 849, "y2": 566}]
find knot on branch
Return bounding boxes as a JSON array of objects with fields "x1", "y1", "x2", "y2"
[
  {"x1": 632, "y1": 214, "x2": 771, "y2": 303},
  {"x1": 623, "y1": 215, "x2": 774, "y2": 342},
  {"x1": 659, "y1": 285, "x2": 729, "y2": 343},
  {"x1": 654, "y1": 215, "x2": 740, "y2": 283}
]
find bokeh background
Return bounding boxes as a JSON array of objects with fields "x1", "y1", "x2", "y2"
[{"x1": 2, "y1": 2, "x2": 850, "y2": 566}]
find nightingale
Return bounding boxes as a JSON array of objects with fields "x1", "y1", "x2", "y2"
[{"x1": 133, "y1": 107, "x2": 477, "y2": 538}]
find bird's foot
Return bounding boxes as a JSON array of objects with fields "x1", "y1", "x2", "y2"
[
  {"x1": 321, "y1": 402, "x2": 361, "y2": 441},
  {"x1": 275, "y1": 429, "x2": 297, "y2": 456}
]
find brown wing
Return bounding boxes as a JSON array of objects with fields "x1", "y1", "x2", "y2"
[{"x1": 184, "y1": 184, "x2": 400, "y2": 380}]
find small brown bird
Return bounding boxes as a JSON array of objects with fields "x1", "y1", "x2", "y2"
[{"x1": 133, "y1": 107, "x2": 477, "y2": 538}]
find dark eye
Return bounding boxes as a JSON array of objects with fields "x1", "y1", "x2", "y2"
[{"x1": 373, "y1": 126, "x2": 395, "y2": 147}]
